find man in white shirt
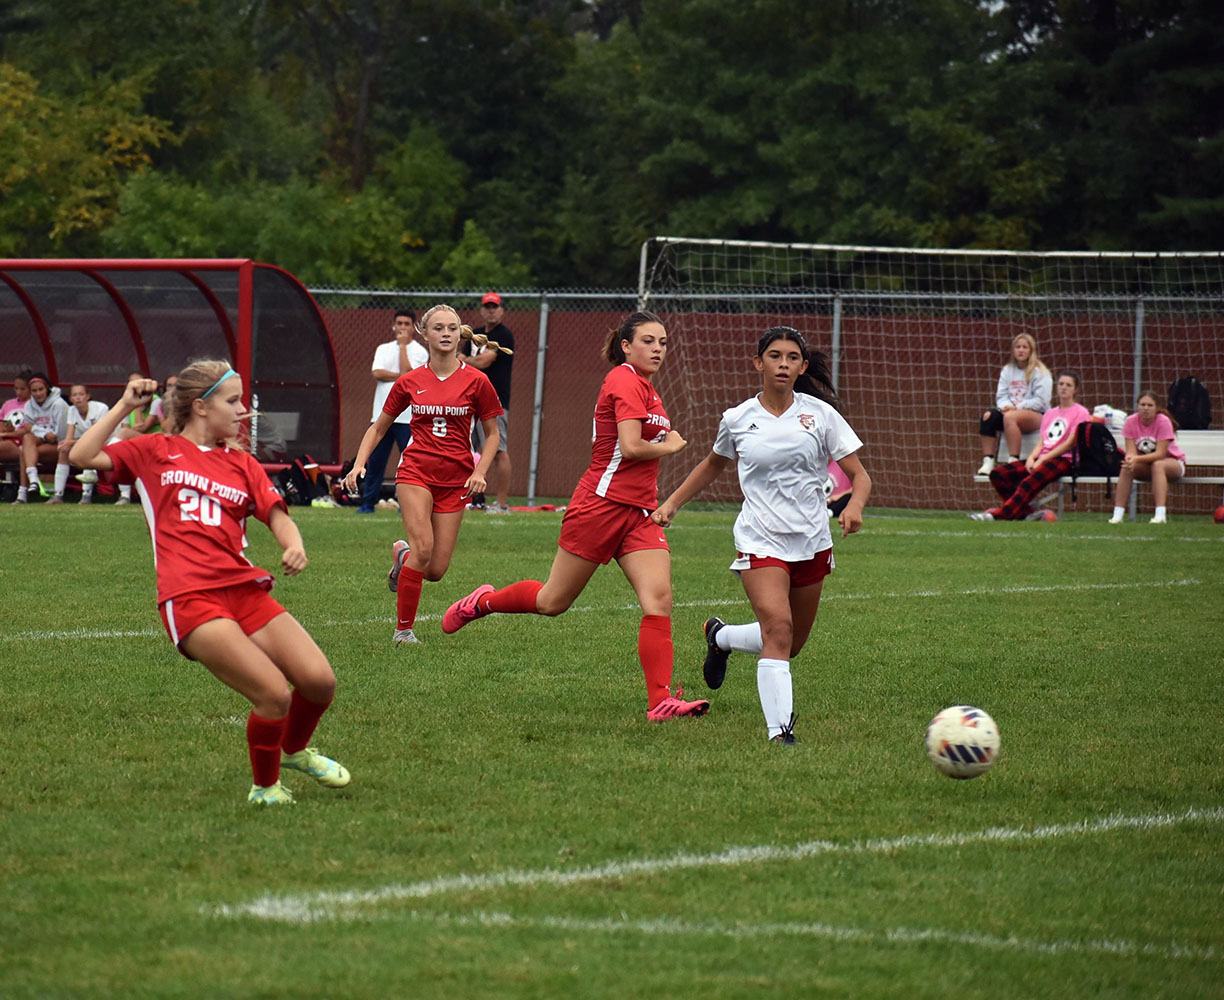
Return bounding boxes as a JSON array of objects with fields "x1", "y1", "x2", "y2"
[{"x1": 358, "y1": 308, "x2": 428, "y2": 513}]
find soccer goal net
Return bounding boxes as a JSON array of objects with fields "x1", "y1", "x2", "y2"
[{"x1": 639, "y1": 237, "x2": 1224, "y2": 511}]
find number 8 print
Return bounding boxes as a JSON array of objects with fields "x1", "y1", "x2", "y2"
[{"x1": 432, "y1": 416, "x2": 448, "y2": 437}]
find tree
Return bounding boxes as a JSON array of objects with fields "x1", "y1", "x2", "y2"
[{"x1": 0, "y1": 64, "x2": 174, "y2": 255}]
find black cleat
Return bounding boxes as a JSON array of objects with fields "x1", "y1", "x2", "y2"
[
  {"x1": 771, "y1": 713, "x2": 800, "y2": 747},
  {"x1": 702, "y1": 616, "x2": 730, "y2": 690}
]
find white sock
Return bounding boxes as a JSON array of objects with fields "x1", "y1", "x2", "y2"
[
  {"x1": 1154, "y1": 506, "x2": 1167, "y2": 518},
  {"x1": 1112, "y1": 506, "x2": 1125, "y2": 520},
  {"x1": 756, "y1": 658, "x2": 793, "y2": 738},
  {"x1": 719, "y1": 622, "x2": 763, "y2": 654},
  {"x1": 120, "y1": 484, "x2": 132, "y2": 499},
  {"x1": 54, "y1": 463, "x2": 70, "y2": 495},
  {"x1": 17, "y1": 486, "x2": 28, "y2": 500},
  {"x1": 26, "y1": 465, "x2": 38, "y2": 485}
]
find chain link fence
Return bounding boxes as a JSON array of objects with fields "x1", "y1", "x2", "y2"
[{"x1": 310, "y1": 287, "x2": 640, "y2": 502}]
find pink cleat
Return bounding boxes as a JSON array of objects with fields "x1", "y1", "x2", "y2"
[
  {"x1": 646, "y1": 688, "x2": 710, "y2": 721},
  {"x1": 441, "y1": 584, "x2": 495, "y2": 634},
  {"x1": 388, "y1": 540, "x2": 410, "y2": 592}
]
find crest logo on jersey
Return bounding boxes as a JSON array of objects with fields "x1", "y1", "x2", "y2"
[
  {"x1": 1045, "y1": 418, "x2": 1067, "y2": 444},
  {"x1": 1137, "y1": 436, "x2": 1157, "y2": 454},
  {"x1": 798, "y1": 413, "x2": 815, "y2": 431}
]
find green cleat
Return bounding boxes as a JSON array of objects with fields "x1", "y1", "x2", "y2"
[
  {"x1": 281, "y1": 747, "x2": 351, "y2": 788},
  {"x1": 248, "y1": 781, "x2": 295, "y2": 806}
]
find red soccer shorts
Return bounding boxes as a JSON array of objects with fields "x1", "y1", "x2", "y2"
[
  {"x1": 558, "y1": 485, "x2": 670, "y2": 565},
  {"x1": 395, "y1": 476, "x2": 470, "y2": 514},
  {"x1": 159, "y1": 581, "x2": 286, "y2": 658},
  {"x1": 730, "y1": 548, "x2": 833, "y2": 587}
]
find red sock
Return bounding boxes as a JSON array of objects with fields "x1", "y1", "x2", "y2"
[
  {"x1": 281, "y1": 689, "x2": 333, "y2": 755},
  {"x1": 638, "y1": 614, "x2": 673, "y2": 709},
  {"x1": 397, "y1": 567, "x2": 425, "y2": 630},
  {"x1": 480, "y1": 579, "x2": 543, "y2": 614},
  {"x1": 246, "y1": 712, "x2": 288, "y2": 787}
]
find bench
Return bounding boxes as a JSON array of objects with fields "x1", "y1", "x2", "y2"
[{"x1": 974, "y1": 428, "x2": 1224, "y2": 519}]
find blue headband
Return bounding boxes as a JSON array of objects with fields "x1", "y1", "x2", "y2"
[{"x1": 201, "y1": 369, "x2": 236, "y2": 399}]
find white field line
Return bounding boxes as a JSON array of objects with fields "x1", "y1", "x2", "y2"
[
  {"x1": 206, "y1": 805, "x2": 1224, "y2": 924},
  {"x1": 376, "y1": 908, "x2": 1217, "y2": 963},
  {"x1": 3, "y1": 577, "x2": 1203, "y2": 643},
  {"x1": 670, "y1": 524, "x2": 1223, "y2": 544},
  {"x1": 873, "y1": 528, "x2": 1223, "y2": 544}
]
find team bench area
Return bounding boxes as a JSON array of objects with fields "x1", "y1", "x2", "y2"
[{"x1": 972, "y1": 429, "x2": 1224, "y2": 519}]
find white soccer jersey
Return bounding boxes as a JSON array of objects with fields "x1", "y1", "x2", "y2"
[
  {"x1": 68, "y1": 400, "x2": 109, "y2": 436},
  {"x1": 713, "y1": 392, "x2": 863, "y2": 562}
]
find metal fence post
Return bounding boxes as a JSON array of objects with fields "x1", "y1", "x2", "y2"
[
  {"x1": 527, "y1": 294, "x2": 550, "y2": 505},
  {"x1": 1129, "y1": 299, "x2": 1145, "y2": 521},
  {"x1": 831, "y1": 295, "x2": 843, "y2": 392}
]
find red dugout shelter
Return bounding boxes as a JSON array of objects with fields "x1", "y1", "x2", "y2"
[{"x1": 0, "y1": 259, "x2": 340, "y2": 463}]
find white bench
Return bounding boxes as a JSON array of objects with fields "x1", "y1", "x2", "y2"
[{"x1": 973, "y1": 428, "x2": 1224, "y2": 519}]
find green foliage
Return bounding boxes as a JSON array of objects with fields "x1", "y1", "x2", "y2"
[
  {"x1": 2, "y1": 0, "x2": 1222, "y2": 280},
  {"x1": 0, "y1": 64, "x2": 175, "y2": 255}
]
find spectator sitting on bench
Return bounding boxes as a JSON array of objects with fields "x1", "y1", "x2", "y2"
[
  {"x1": 15, "y1": 373, "x2": 70, "y2": 503},
  {"x1": 60, "y1": 384, "x2": 110, "y2": 504},
  {"x1": 1108, "y1": 390, "x2": 1185, "y2": 525},
  {"x1": 971, "y1": 369, "x2": 1090, "y2": 522},
  {"x1": 976, "y1": 333, "x2": 1052, "y2": 476},
  {"x1": 1, "y1": 369, "x2": 33, "y2": 499}
]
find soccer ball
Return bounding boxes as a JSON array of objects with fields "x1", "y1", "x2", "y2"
[
  {"x1": 925, "y1": 705, "x2": 1000, "y2": 779},
  {"x1": 6, "y1": 409, "x2": 27, "y2": 431},
  {"x1": 1214, "y1": 505, "x2": 1224, "y2": 524}
]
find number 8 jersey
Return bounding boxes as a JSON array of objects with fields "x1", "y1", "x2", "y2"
[
  {"x1": 104, "y1": 434, "x2": 288, "y2": 604},
  {"x1": 382, "y1": 362, "x2": 502, "y2": 486}
]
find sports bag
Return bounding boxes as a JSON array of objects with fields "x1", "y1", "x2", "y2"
[
  {"x1": 1168, "y1": 377, "x2": 1211, "y2": 429},
  {"x1": 1070, "y1": 421, "x2": 1121, "y2": 502},
  {"x1": 276, "y1": 454, "x2": 322, "y2": 506}
]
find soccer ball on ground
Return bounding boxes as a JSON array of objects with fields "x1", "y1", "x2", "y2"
[
  {"x1": 1214, "y1": 505, "x2": 1224, "y2": 524},
  {"x1": 925, "y1": 705, "x2": 1000, "y2": 780}
]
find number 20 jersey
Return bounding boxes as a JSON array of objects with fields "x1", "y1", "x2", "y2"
[
  {"x1": 382, "y1": 362, "x2": 502, "y2": 486},
  {"x1": 103, "y1": 433, "x2": 287, "y2": 605}
]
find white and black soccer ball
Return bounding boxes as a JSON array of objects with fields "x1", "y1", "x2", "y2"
[
  {"x1": 6, "y1": 409, "x2": 27, "y2": 431},
  {"x1": 925, "y1": 705, "x2": 1000, "y2": 779}
]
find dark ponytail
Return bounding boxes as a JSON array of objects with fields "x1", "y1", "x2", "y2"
[{"x1": 603, "y1": 310, "x2": 663, "y2": 364}]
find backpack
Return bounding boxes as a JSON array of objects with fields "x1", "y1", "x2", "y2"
[
  {"x1": 276, "y1": 454, "x2": 322, "y2": 506},
  {"x1": 1070, "y1": 421, "x2": 1122, "y2": 503},
  {"x1": 1168, "y1": 377, "x2": 1211, "y2": 430}
]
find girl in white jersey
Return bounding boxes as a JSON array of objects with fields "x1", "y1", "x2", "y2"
[
  {"x1": 654, "y1": 327, "x2": 872, "y2": 745},
  {"x1": 70, "y1": 361, "x2": 349, "y2": 807}
]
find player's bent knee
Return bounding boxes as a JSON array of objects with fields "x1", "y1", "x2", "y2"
[{"x1": 535, "y1": 592, "x2": 571, "y2": 616}]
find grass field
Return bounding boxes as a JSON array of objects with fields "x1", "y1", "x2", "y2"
[{"x1": 3, "y1": 502, "x2": 1223, "y2": 999}]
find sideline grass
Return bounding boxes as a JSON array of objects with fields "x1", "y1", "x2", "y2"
[{"x1": 2, "y1": 504, "x2": 1222, "y2": 998}]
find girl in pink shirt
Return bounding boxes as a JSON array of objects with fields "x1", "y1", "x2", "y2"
[
  {"x1": 1108, "y1": 390, "x2": 1185, "y2": 524},
  {"x1": 972, "y1": 370, "x2": 1090, "y2": 521}
]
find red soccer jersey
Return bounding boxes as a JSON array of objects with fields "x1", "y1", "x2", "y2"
[
  {"x1": 103, "y1": 434, "x2": 287, "y2": 604},
  {"x1": 383, "y1": 362, "x2": 502, "y2": 486},
  {"x1": 576, "y1": 363, "x2": 672, "y2": 508}
]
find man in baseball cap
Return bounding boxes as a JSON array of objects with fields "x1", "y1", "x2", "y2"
[{"x1": 464, "y1": 293, "x2": 514, "y2": 512}]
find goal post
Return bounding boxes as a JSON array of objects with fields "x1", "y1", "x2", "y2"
[{"x1": 639, "y1": 237, "x2": 1224, "y2": 512}]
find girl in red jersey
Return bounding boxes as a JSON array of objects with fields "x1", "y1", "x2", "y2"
[
  {"x1": 341, "y1": 304, "x2": 503, "y2": 645},
  {"x1": 69, "y1": 361, "x2": 349, "y2": 807},
  {"x1": 442, "y1": 311, "x2": 710, "y2": 721}
]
